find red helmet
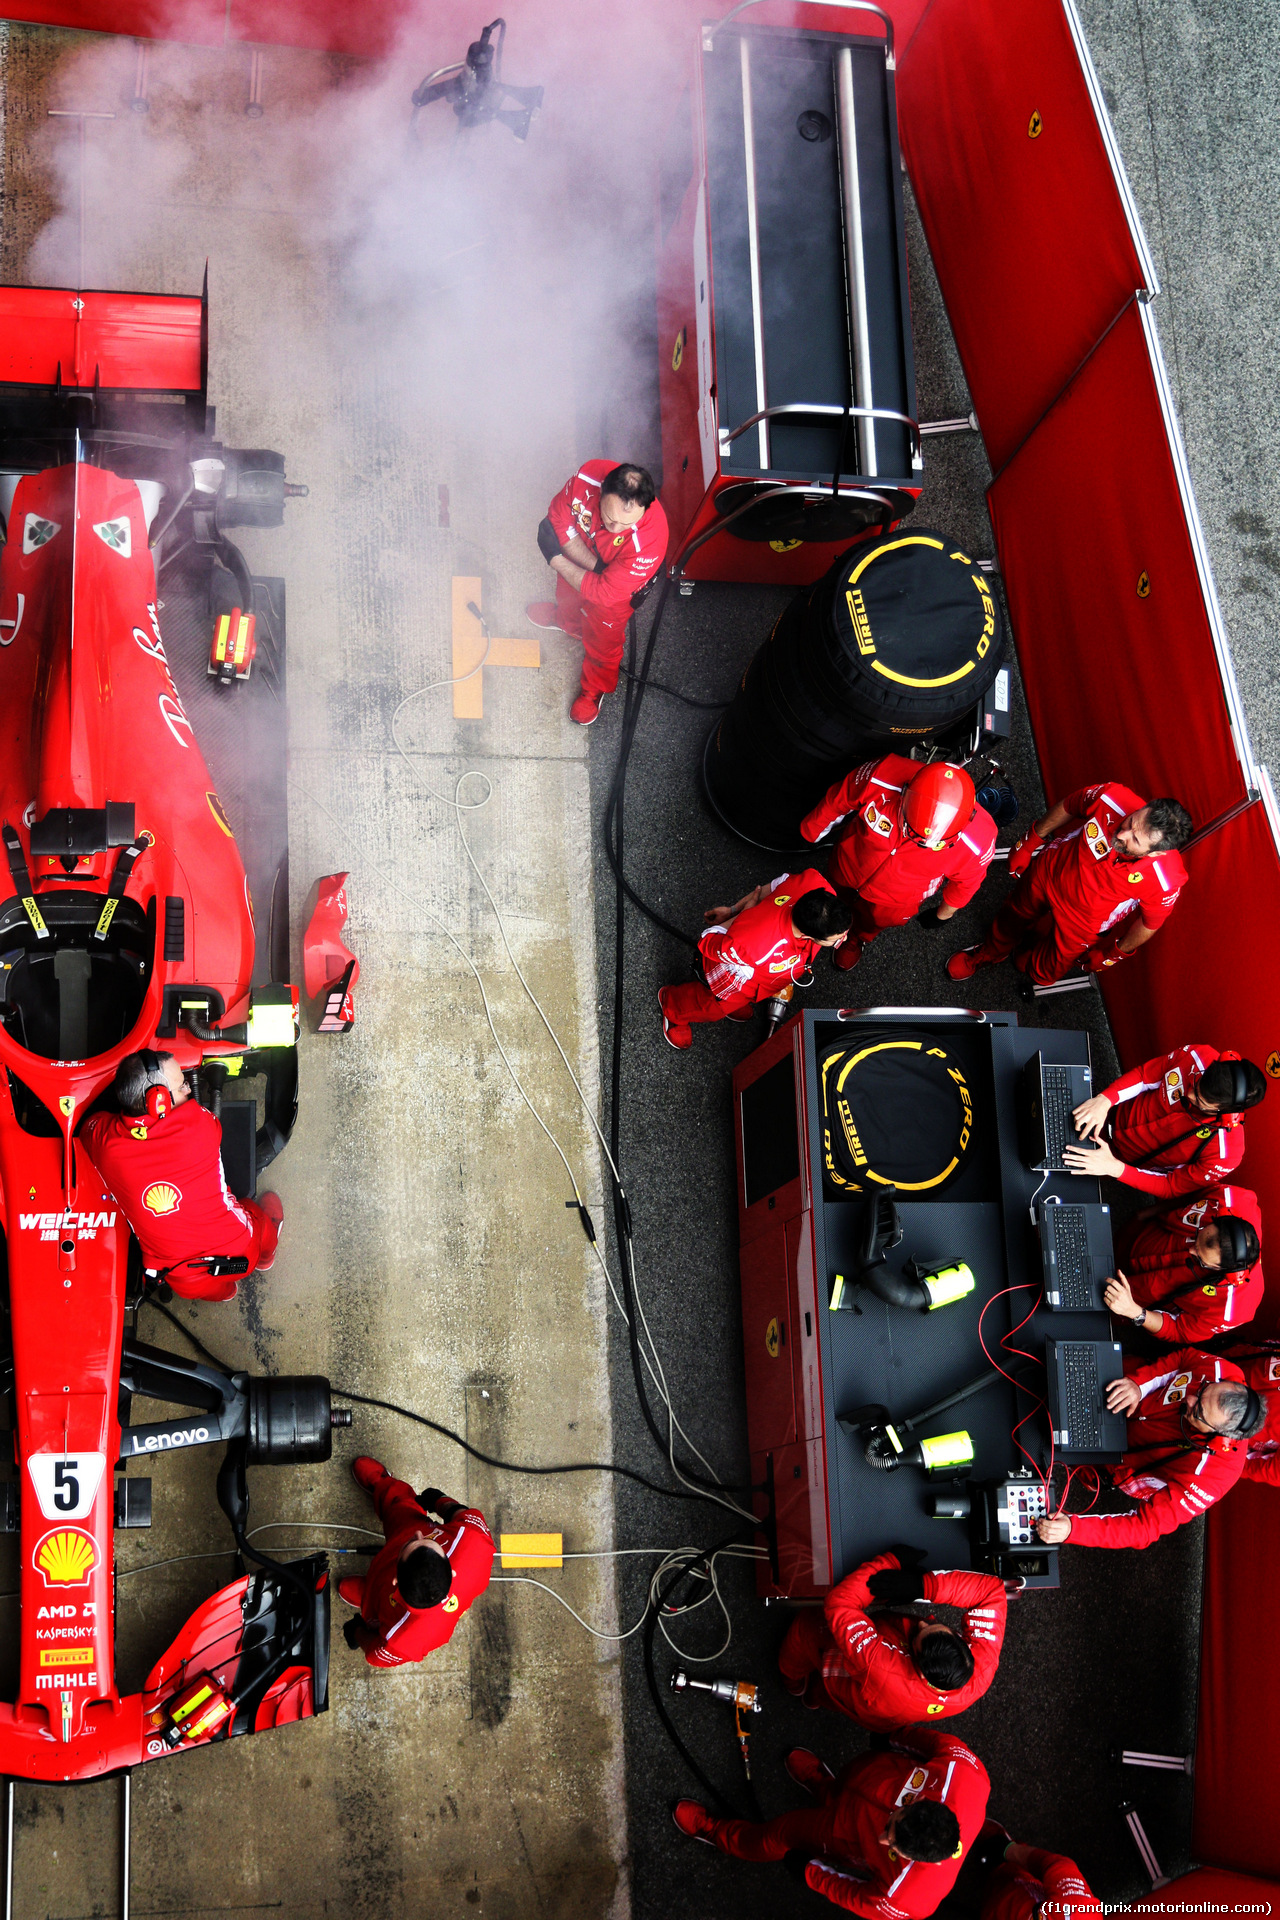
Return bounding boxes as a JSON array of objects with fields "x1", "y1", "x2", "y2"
[{"x1": 902, "y1": 762, "x2": 976, "y2": 849}]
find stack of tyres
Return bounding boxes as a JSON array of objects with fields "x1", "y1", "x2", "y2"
[{"x1": 704, "y1": 529, "x2": 1005, "y2": 849}]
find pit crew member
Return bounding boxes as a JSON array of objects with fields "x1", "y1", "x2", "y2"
[
  {"x1": 800, "y1": 759, "x2": 996, "y2": 971},
  {"x1": 526, "y1": 461, "x2": 668, "y2": 726},
  {"x1": 946, "y1": 783, "x2": 1191, "y2": 987},
  {"x1": 657, "y1": 872, "x2": 853, "y2": 1050},
  {"x1": 1102, "y1": 1185, "x2": 1263, "y2": 1344},
  {"x1": 966, "y1": 1822, "x2": 1102, "y2": 1920},
  {"x1": 1063, "y1": 1045, "x2": 1265, "y2": 1197},
  {"x1": 1036, "y1": 1349, "x2": 1264, "y2": 1548},
  {"x1": 80, "y1": 1049, "x2": 282, "y2": 1300},
  {"x1": 672, "y1": 1724, "x2": 989, "y2": 1917},
  {"x1": 779, "y1": 1546, "x2": 1007, "y2": 1728},
  {"x1": 338, "y1": 1458, "x2": 494, "y2": 1668}
]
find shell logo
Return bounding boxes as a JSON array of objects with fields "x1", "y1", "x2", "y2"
[
  {"x1": 34, "y1": 1527, "x2": 98, "y2": 1587},
  {"x1": 142, "y1": 1182, "x2": 182, "y2": 1216}
]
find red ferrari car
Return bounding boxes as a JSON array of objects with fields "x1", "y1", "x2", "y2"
[{"x1": 0, "y1": 280, "x2": 337, "y2": 1783}]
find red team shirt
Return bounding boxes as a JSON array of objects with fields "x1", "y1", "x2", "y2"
[
  {"x1": 803, "y1": 1730, "x2": 990, "y2": 1917},
  {"x1": 813, "y1": 1550, "x2": 1007, "y2": 1729},
  {"x1": 546, "y1": 460, "x2": 668, "y2": 614},
  {"x1": 1233, "y1": 1352, "x2": 1280, "y2": 1487},
  {"x1": 1120, "y1": 1184, "x2": 1263, "y2": 1344},
  {"x1": 1101, "y1": 1045, "x2": 1247, "y2": 1197},
  {"x1": 1067, "y1": 1349, "x2": 1249, "y2": 1548},
  {"x1": 351, "y1": 1476, "x2": 495, "y2": 1669},
  {"x1": 800, "y1": 756, "x2": 997, "y2": 924},
  {"x1": 980, "y1": 1849, "x2": 1101, "y2": 1920},
  {"x1": 81, "y1": 1103, "x2": 262, "y2": 1274},
  {"x1": 1032, "y1": 782, "x2": 1187, "y2": 952},
  {"x1": 698, "y1": 869, "x2": 835, "y2": 1002}
]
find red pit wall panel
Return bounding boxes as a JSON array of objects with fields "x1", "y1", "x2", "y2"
[
  {"x1": 986, "y1": 299, "x2": 1248, "y2": 829},
  {"x1": 1197, "y1": 1489, "x2": 1280, "y2": 1875},
  {"x1": 1133, "y1": 1868, "x2": 1280, "y2": 1911},
  {"x1": 897, "y1": 0, "x2": 1153, "y2": 475}
]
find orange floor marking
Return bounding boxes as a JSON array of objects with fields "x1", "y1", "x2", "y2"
[{"x1": 452, "y1": 577, "x2": 540, "y2": 719}]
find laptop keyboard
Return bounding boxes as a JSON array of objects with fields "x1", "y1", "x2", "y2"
[
  {"x1": 1041, "y1": 1066, "x2": 1075, "y2": 1169},
  {"x1": 1050, "y1": 1208, "x2": 1095, "y2": 1309},
  {"x1": 1058, "y1": 1342, "x2": 1104, "y2": 1451}
]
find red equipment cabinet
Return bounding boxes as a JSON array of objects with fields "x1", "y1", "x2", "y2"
[
  {"x1": 656, "y1": 9, "x2": 921, "y2": 584},
  {"x1": 733, "y1": 1006, "x2": 1102, "y2": 1598}
]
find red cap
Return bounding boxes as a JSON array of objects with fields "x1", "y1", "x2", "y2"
[{"x1": 902, "y1": 763, "x2": 976, "y2": 848}]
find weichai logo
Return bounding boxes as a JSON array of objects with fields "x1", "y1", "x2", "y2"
[{"x1": 18, "y1": 1211, "x2": 116, "y2": 1243}]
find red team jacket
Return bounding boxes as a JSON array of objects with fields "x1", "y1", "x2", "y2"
[
  {"x1": 351, "y1": 1476, "x2": 494, "y2": 1669},
  {"x1": 1231, "y1": 1352, "x2": 1280, "y2": 1487},
  {"x1": 698, "y1": 870, "x2": 835, "y2": 1002},
  {"x1": 1028, "y1": 782, "x2": 1187, "y2": 953},
  {"x1": 821, "y1": 1550, "x2": 1007, "y2": 1729},
  {"x1": 800, "y1": 756, "x2": 997, "y2": 924},
  {"x1": 1067, "y1": 1349, "x2": 1249, "y2": 1547},
  {"x1": 81, "y1": 1103, "x2": 261, "y2": 1273},
  {"x1": 1101, "y1": 1045, "x2": 1247, "y2": 1197},
  {"x1": 980, "y1": 1849, "x2": 1101, "y2": 1920},
  {"x1": 546, "y1": 460, "x2": 668, "y2": 613},
  {"x1": 1120, "y1": 1185, "x2": 1264, "y2": 1344},
  {"x1": 804, "y1": 1729, "x2": 990, "y2": 1917}
]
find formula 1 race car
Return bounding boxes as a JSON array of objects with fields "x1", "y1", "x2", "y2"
[{"x1": 0, "y1": 280, "x2": 337, "y2": 1783}]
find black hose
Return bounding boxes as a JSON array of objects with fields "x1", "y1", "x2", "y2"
[
  {"x1": 640, "y1": 1536, "x2": 762, "y2": 1820},
  {"x1": 143, "y1": 1300, "x2": 708, "y2": 1503},
  {"x1": 600, "y1": 595, "x2": 753, "y2": 1499},
  {"x1": 862, "y1": 1268, "x2": 930, "y2": 1312},
  {"x1": 618, "y1": 662, "x2": 729, "y2": 711}
]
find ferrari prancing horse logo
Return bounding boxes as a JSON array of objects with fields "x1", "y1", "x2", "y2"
[{"x1": 765, "y1": 1318, "x2": 781, "y2": 1359}]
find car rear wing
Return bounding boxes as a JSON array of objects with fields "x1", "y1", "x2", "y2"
[{"x1": 0, "y1": 272, "x2": 208, "y2": 431}]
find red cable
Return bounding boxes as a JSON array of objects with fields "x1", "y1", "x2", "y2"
[{"x1": 977, "y1": 1283, "x2": 1059, "y2": 1506}]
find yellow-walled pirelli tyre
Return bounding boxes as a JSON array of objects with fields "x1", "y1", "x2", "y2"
[
  {"x1": 819, "y1": 1032, "x2": 975, "y2": 1198},
  {"x1": 704, "y1": 529, "x2": 1004, "y2": 849}
]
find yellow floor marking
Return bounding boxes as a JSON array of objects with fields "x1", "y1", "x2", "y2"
[{"x1": 452, "y1": 577, "x2": 540, "y2": 718}]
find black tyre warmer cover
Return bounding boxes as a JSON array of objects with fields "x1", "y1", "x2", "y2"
[
  {"x1": 819, "y1": 1030, "x2": 976, "y2": 1197},
  {"x1": 705, "y1": 529, "x2": 1004, "y2": 849}
]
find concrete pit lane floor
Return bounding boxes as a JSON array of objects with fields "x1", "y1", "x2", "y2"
[{"x1": 0, "y1": 2, "x2": 1269, "y2": 1913}]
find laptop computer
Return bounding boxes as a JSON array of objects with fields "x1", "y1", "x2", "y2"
[
  {"x1": 1019, "y1": 1051, "x2": 1092, "y2": 1173},
  {"x1": 1036, "y1": 1200, "x2": 1115, "y2": 1311},
  {"x1": 1045, "y1": 1337, "x2": 1128, "y2": 1463}
]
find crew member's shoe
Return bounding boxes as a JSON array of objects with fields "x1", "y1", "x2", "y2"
[
  {"x1": 833, "y1": 937, "x2": 864, "y2": 972},
  {"x1": 337, "y1": 1575, "x2": 367, "y2": 1609},
  {"x1": 525, "y1": 601, "x2": 566, "y2": 631},
  {"x1": 672, "y1": 1801, "x2": 717, "y2": 1845},
  {"x1": 254, "y1": 1190, "x2": 284, "y2": 1271},
  {"x1": 946, "y1": 944, "x2": 989, "y2": 982},
  {"x1": 351, "y1": 1456, "x2": 386, "y2": 1493},
  {"x1": 658, "y1": 987, "x2": 693, "y2": 1051},
  {"x1": 570, "y1": 689, "x2": 602, "y2": 726},
  {"x1": 785, "y1": 1748, "x2": 835, "y2": 1797}
]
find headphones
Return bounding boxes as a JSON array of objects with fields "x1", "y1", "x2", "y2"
[
  {"x1": 1221, "y1": 1055, "x2": 1265, "y2": 1114},
  {"x1": 138, "y1": 1048, "x2": 171, "y2": 1122},
  {"x1": 1214, "y1": 1215, "x2": 1254, "y2": 1275}
]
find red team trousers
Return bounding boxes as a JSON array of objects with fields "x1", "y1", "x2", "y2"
[
  {"x1": 553, "y1": 573, "x2": 632, "y2": 699},
  {"x1": 978, "y1": 862, "x2": 1094, "y2": 986}
]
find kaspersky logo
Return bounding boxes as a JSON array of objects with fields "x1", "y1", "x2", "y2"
[{"x1": 142, "y1": 1182, "x2": 182, "y2": 1216}]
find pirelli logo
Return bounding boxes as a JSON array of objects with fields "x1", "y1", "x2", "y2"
[
  {"x1": 39, "y1": 1646, "x2": 94, "y2": 1668},
  {"x1": 845, "y1": 588, "x2": 876, "y2": 656}
]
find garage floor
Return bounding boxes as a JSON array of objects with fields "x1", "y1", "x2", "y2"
[{"x1": 0, "y1": 3, "x2": 1266, "y2": 1916}]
